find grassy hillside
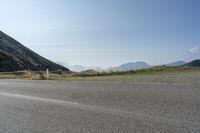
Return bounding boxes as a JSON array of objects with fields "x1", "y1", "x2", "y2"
[
  {"x1": 183, "y1": 59, "x2": 200, "y2": 67},
  {"x1": 0, "y1": 31, "x2": 69, "y2": 71}
]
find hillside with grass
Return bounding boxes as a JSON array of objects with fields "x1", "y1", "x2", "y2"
[
  {"x1": 0, "y1": 31, "x2": 69, "y2": 72},
  {"x1": 183, "y1": 59, "x2": 200, "y2": 67}
]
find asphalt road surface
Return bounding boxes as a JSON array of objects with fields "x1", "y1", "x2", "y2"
[{"x1": 0, "y1": 80, "x2": 199, "y2": 133}]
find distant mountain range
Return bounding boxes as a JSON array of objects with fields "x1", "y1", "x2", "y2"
[
  {"x1": 112, "y1": 62, "x2": 151, "y2": 71},
  {"x1": 112, "y1": 60, "x2": 200, "y2": 71},
  {"x1": 68, "y1": 65, "x2": 88, "y2": 72},
  {"x1": 70, "y1": 60, "x2": 200, "y2": 72},
  {"x1": 69, "y1": 62, "x2": 152, "y2": 72},
  {"x1": 0, "y1": 31, "x2": 69, "y2": 72}
]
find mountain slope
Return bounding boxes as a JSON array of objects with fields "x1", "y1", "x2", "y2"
[
  {"x1": 165, "y1": 61, "x2": 186, "y2": 67},
  {"x1": 113, "y1": 62, "x2": 151, "y2": 71},
  {"x1": 182, "y1": 59, "x2": 200, "y2": 67},
  {"x1": 0, "y1": 31, "x2": 69, "y2": 72}
]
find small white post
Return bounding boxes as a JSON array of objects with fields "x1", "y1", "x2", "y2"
[{"x1": 46, "y1": 68, "x2": 49, "y2": 80}]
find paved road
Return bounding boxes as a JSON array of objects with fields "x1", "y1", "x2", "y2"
[{"x1": 0, "y1": 80, "x2": 199, "y2": 133}]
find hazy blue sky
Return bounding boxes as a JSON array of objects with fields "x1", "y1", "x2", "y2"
[{"x1": 0, "y1": 0, "x2": 200, "y2": 67}]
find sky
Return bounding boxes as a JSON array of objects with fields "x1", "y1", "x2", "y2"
[{"x1": 0, "y1": 0, "x2": 200, "y2": 67}]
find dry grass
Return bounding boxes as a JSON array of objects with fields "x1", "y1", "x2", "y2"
[
  {"x1": 0, "y1": 67, "x2": 200, "y2": 84},
  {"x1": 0, "y1": 71, "x2": 45, "y2": 80}
]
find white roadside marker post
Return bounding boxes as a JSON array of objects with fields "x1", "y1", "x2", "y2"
[{"x1": 46, "y1": 65, "x2": 49, "y2": 80}]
